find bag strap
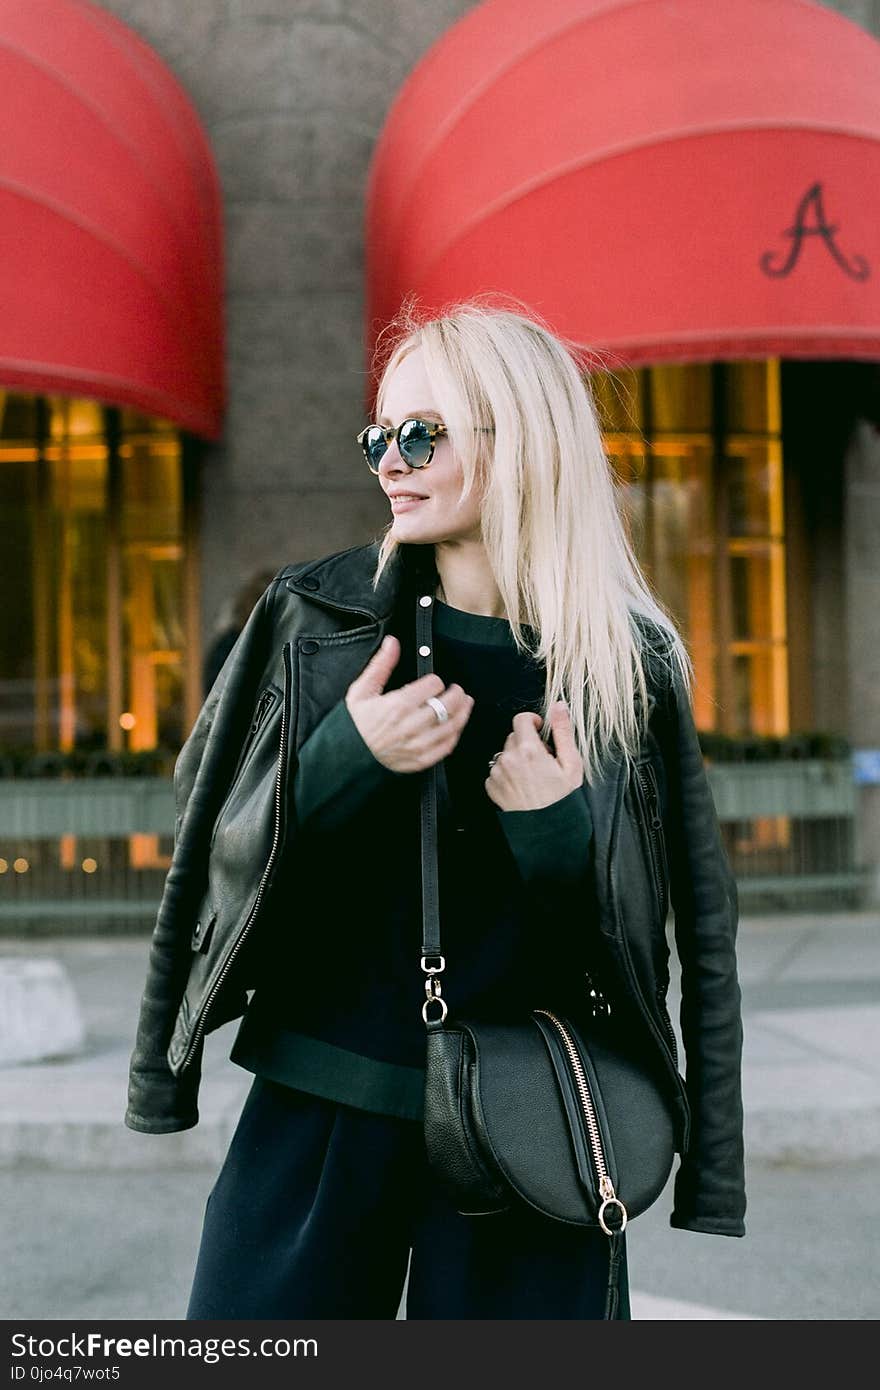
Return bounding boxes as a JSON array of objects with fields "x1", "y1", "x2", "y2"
[
  {"x1": 416, "y1": 589, "x2": 442, "y2": 958},
  {"x1": 413, "y1": 589, "x2": 623, "y2": 1318},
  {"x1": 414, "y1": 592, "x2": 448, "y2": 1030}
]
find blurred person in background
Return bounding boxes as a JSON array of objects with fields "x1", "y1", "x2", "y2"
[{"x1": 202, "y1": 570, "x2": 279, "y2": 698}]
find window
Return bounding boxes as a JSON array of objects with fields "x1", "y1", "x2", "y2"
[
  {"x1": 593, "y1": 360, "x2": 788, "y2": 737},
  {"x1": 0, "y1": 393, "x2": 198, "y2": 761}
]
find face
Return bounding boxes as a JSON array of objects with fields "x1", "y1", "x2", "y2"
[{"x1": 373, "y1": 345, "x2": 483, "y2": 544}]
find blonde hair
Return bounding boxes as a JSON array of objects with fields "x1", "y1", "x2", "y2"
[{"x1": 369, "y1": 294, "x2": 692, "y2": 784}]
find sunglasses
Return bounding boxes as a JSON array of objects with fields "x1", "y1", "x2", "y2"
[{"x1": 356, "y1": 417, "x2": 494, "y2": 473}]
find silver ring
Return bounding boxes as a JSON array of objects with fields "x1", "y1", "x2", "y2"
[
  {"x1": 488, "y1": 751, "x2": 503, "y2": 769},
  {"x1": 598, "y1": 1196, "x2": 628, "y2": 1235},
  {"x1": 425, "y1": 696, "x2": 449, "y2": 724}
]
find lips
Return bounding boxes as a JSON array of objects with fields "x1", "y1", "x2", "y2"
[{"x1": 390, "y1": 494, "x2": 428, "y2": 510}]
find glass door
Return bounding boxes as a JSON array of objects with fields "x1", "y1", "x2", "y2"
[{"x1": 593, "y1": 359, "x2": 788, "y2": 739}]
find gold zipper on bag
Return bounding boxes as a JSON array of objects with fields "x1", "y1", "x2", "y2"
[{"x1": 533, "y1": 1008, "x2": 628, "y2": 1235}]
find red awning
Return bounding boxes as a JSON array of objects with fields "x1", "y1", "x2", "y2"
[
  {"x1": 0, "y1": 0, "x2": 224, "y2": 438},
  {"x1": 365, "y1": 0, "x2": 880, "y2": 382}
]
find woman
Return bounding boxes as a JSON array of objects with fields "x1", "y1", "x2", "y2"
[{"x1": 125, "y1": 300, "x2": 746, "y2": 1320}]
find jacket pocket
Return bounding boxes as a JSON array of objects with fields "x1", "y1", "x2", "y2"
[
  {"x1": 191, "y1": 909, "x2": 217, "y2": 954},
  {"x1": 633, "y1": 758, "x2": 669, "y2": 925},
  {"x1": 210, "y1": 684, "x2": 281, "y2": 849}
]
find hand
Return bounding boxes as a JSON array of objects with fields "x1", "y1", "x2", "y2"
[
  {"x1": 485, "y1": 702, "x2": 584, "y2": 811},
  {"x1": 345, "y1": 634, "x2": 474, "y2": 774}
]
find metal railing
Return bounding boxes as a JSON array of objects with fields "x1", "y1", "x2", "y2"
[
  {"x1": 706, "y1": 759, "x2": 862, "y2": 905},
  {"x1": 0, "y1": 779, "x2": 174, "y2": 932},
  {"x1": 0, "y1": 759, "x2": 865, "y2": 929}
]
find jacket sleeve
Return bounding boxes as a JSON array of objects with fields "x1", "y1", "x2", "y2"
[
  {"x1": 494, "y1": 788, "x2": 595, "y2": 967},
  {"x1": 662, "y1": 667, "x2": 746, "y2": 1236},
  {"x1": 495, "y1": 785, "x2": 593, "y2": 886},
  {"x1": 124, "y1": 572, "x2": 286, "y2": 1134}
]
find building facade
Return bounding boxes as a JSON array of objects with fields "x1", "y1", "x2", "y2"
[{"x1": 1, "y1": 0, "x2": 879, "y2": 919}]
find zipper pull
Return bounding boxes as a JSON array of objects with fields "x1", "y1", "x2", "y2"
[
  {"x1": 598, "y1": 1176, "x2": 628, "y2": 1234},
  {"x1": 250, "y1": 690, "x2": 273, "y2": 732}
]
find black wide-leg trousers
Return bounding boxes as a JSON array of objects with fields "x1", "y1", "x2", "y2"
[{"x1": 185, "y1": 1075, "x2": 631, "y2": 1320}]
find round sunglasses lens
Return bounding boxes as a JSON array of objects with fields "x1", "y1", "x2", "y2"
[
  {"x1": 398, "y1": 418, "x2": 433, "y2": 466},
  {"x1": 363, "y1": 427, "x2": 387, "y2": 468}
]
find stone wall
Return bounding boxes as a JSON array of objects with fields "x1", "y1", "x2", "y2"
[{"x1": 100, "y1": 0, "x2": 474, "y2": 640}]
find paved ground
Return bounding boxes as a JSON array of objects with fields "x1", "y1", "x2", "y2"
[
  {"x1": 1, "y1": 912, "x2": 879, "y2": 1319},
  {"x1": 2, "y1": 1158, "x2": 876, "y2": 1320}
]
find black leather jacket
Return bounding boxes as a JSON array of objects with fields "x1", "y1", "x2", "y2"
[{"x1": 125, "y1": 541, "x2": 745, "y2": 1237}]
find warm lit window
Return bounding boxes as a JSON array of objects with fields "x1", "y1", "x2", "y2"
[
  {"x1": 592, "y1": 361, "x2": 788, "y2": 738},
  {"x1": 0, "y1": 393, "x2": 195, "y2": 758}
]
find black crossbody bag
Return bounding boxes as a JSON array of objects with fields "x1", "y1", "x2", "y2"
[{"x1": 413, "y1": 590, "x2": 678, "y2": 1319}]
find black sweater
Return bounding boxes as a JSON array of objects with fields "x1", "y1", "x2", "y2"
[{"x1": 230, "y1": 597, "x2": 599, "y2": 1119}]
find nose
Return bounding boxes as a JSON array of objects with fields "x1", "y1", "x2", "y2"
[{"x1": 377, "y1": 439, "x2": 414, "y2": 484}]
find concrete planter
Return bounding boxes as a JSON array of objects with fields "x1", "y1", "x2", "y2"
[{"x1": 0, "y1": 958, "x2": 85, "y2": 1064}]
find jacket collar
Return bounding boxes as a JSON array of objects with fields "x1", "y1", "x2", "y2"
[{"x1": 283, "y1": 541, "x2": 437, "y2": 622}]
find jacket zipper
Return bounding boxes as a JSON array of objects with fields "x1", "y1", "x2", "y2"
[
  {"x1": 614, "y1": 914, "x2": 690, "y2": 1150},
  {"x1": 209, "y1": 687, "x2": 279, "y2": 850},
  {"x1": 605, "y1": 765, "x2": 691, "y2": 1151},
  {"x1": 251, "y1": 687, "x2": 276, "y2": 734},
  {"x1": 632, "y1": 765, "x2": 679, "y2": 1067},
  {"x1": 179, "y1": 647, "x2": 293, "y2": 1072},
  {"x1": 634, "y1": 762, "x2": 667, "y2": 921},
  {"x1": 533, "y1": 1009, "x2": 627, "y2": 1235},
  {"x1": 656, "y1": 985, "x2": 679, "y2": 1066}
]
